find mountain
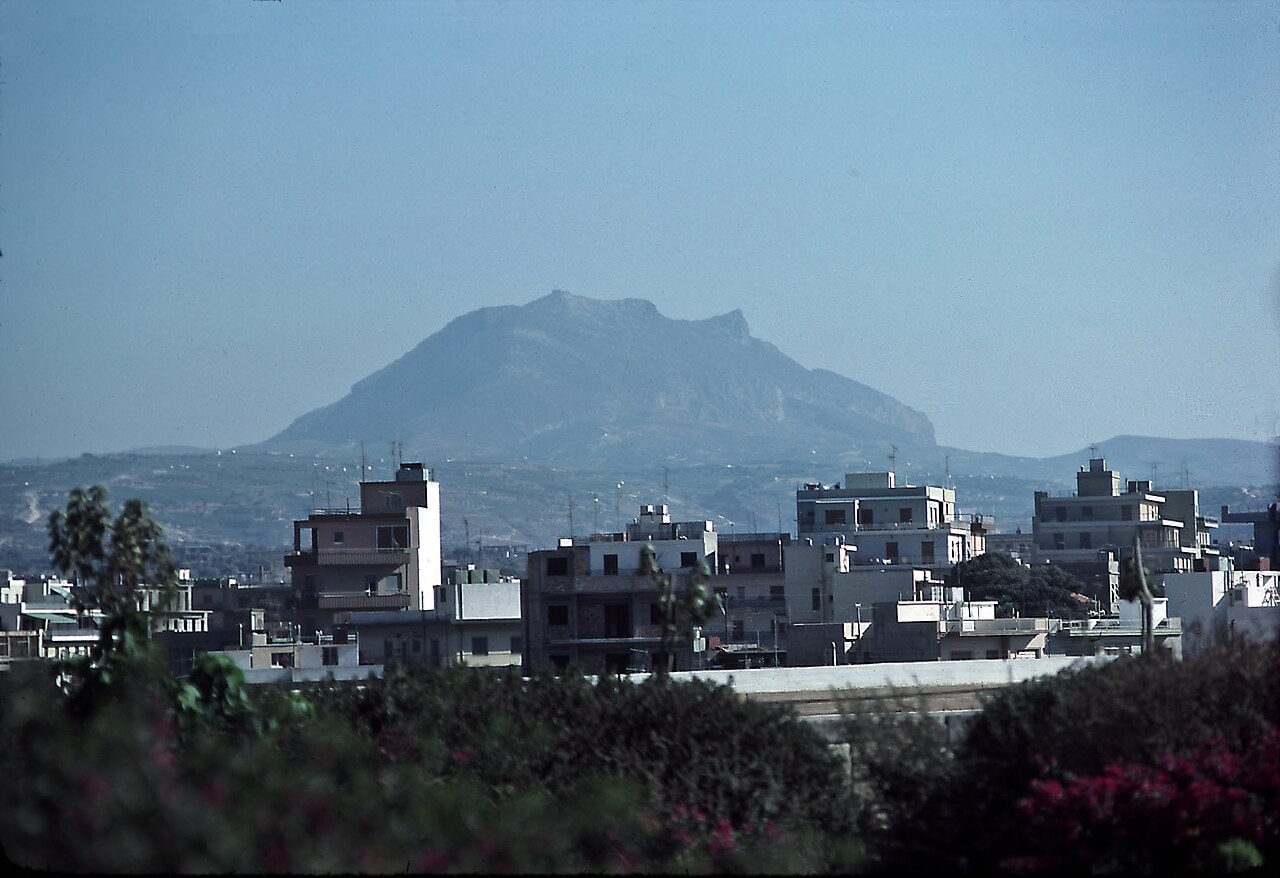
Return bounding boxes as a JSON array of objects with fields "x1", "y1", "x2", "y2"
[{"x1": 260, "y1": 290, "x2": 936, "y2": 466}]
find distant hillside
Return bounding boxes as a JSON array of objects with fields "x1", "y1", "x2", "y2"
[
  {"x1": 260, "y1": 290, "x2": 936, "y2": 466},
  {"x1": 3, "y1": 292, "x2": 1276, "y2": 575}
]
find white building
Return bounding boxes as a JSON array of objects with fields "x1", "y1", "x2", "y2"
[
  {"x1": 1160, "y1": 569, "x2": 1280, "y2": 655},
  {"x1": 796, "y1": 472, "x2": 987, "y2": 571}
]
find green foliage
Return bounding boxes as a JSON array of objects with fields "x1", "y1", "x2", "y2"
[
  {"x1": 954, "y1": 552, "x2": 1088, "y2": 619},
  {"x1": 0, "y1": 651, "x2": 861, "y2": 873},
  {"x1": 840, "y1": 640, "x2": 1280, "y2": 874},
  {"x1": 641, "y1": 543, "x2": 718, "y2": 676},
  {"x1": 46, "y1": 486, "x2": 179, "y2": 713}
]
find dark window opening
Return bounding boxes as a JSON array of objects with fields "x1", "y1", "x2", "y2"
[
  {"x1": 824, "y1": 509, "x2": 847, "y2": 525},
  {"x1": 545, "y1": 556, "x2": 569, "y2": 577},
  {"x1": 547, "y1": 604, "x2": 570, "y2": 626},
  {"x1": 603, "y1": 554, "x2": 619, "y2": 575},
  {"x1": 604, "y1": 604, "x2": 631, "y2": 638}
]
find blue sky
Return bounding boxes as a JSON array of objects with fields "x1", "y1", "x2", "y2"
[{"x1": 2, "y1": 0, "x2": 1278, "y2": 462}]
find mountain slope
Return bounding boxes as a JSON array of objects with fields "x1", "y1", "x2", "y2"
[{"x1": 263, "y1": 290, "x2": 936, "y2": 465}]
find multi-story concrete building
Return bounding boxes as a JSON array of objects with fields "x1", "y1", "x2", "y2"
[
  {"x1": 1031, "y1": 459, "x2": 1221, "y2": 605},
  {"x1": 1160, "y1": 568, "x2": 1280, "y2": 656},
  {"x1": 789, "y1": 597, "x2": 1051, "y2": 665},
  {"x1": 796, "y1": 472, "x2": 987, "y2": 571},
  {"x1": 711, "y1": 531, "x2": 790, "y2": 665},
  {"x1": 784, "y1": 539, "x2": 951, "y2": 626},
  {"x1": 1049, "y1": 598, "x2": 1183, "y2": 658},
  {"x1": 347, "y1": 564, "x2": 523, "y2": 668},
  {"x1": 284, "y1": 462, "x2": 442, "y2": 635},
  {"x1": 522, "y1": 504, "x2": 717, "y2": 675},
  {"x1": 1220, "y1": 503, "x2": 1279, "y2": 570}
]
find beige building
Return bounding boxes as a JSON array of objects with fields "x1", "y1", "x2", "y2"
[
  {"x1": 796, "y1": 472, "x2": 987, "y2": 572},
  {"x1": 522, "y1": 504, "x2": 718, "y2": 675},
  {"x1": 1032, "y1": 458, "x2": 1220, "y2": 579},
  {"x1": 284, "y1": 462, "x2": 443, "y2": 635},
  {"x1": 347, "y1": 565, "x2": 523, "y2": 668}
]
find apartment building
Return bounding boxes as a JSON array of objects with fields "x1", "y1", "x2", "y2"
[
  {"x1": 1160, "y1": 568, "x2": 1280, "y2": 656},
  {"x1": 347, "y1": 564, "x2": 523, "y2": 668},
  {"x1": 796, "y1": 472, "x2": 987, "y2": 571},
  {"x1": 284, "y1": 462, "x2": 442, "y2": 635},
  {"x1": 1031, "y1": 459, "x2": 1221, "y2": 593},
  {"x1": 711, "y1": 531, "x2": 790, "y2": 665},
  {"x1": 522, "y1": 504, "x2": 717, "y2": 675}
]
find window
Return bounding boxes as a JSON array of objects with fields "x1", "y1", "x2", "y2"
[
  {"x1": 1055, "y1": 507, "x2": 1067, "y2": 522},
  {"x1": 603, "y1": 553, "x2": 619, "y2": 575},
  {"x1": 650, "y1": 602, "x2": 663, "y2": 625},
  {"x1": 899, "y1": 507, "x2": 913, "y2": 523},
  {"x1": 811, "y1": 588, "x2": 821, "y2": 611},
  {"x1": 886, "y1": 542, "x2": 899, "y2": 561},
  {"x1": 376, "y1": 525, "x2": 409, "y2": 549},
  {"x1": 951, "y1": 650, "x2": 973, "y2": 661},
  {"x1": 510, "y1": 636, "x2": 523, "y2": 653},
  {"x1": 824, "y1": 509, "x2": 847, "y2": 525},
  {"x1": 1079, "y1": 533, "x2": 1092, "y2": 550},
  {"x1": 365, "y1": 574, "x2": 378, "y2": 595},
  {"x1": 736, "y1": 586, "x2": 746, "y2": 599},
  {"x1": 333, "y1": 531, "x2": 344, "y2": 544},
  {"x1": 603, "y1": 604, "x2": 631, "y2": 638},
  {"x1": 680, "y1": 551, "x2": 698, "y2": 568},
  {"x1": 732, "y1": 621, "x2": 744, "y2": 640},
  {"x1": 1122, "y1": 505, "x2": 1134, "y2": 521},
  {"x1": 547, "y1": 604, "x2": 569, "y2": 626},
  {"x1": 770, "y1": 585, "x2": 785, "y2": 599},
  {"x1": 858, "y1": 508, "x2": 874, "y2": 525},
  {"x1": 384, "y1": 492, "x2": 404, "y2": 511},
  {"x1": 471, "y1": 636, "x2": 489, "y2": 656},
  {"x1": 545, "y1": 556, "x2": 569, "y2": 577},
  {"x1": 825, "y1": 552, "x2": 835, "y2": 563},
  {"x1": 1054, "y1": 533, "x2": 1066, "y2": 550},
  {"x1": 271, "y1": 652, "x2": 292, "y2": 668},
  {"x1": 750, "y1": 553, "x2": 766, "y2": 569},
  {"x1": 322, "y1": 647, "x2": 339, "y2": 666},
  {"x1": 921, "y1": 540, "x2": 935, "y2": 562},
  {"x1": 1082, "y1": 506, "x2": 1093, "y2": 518}
]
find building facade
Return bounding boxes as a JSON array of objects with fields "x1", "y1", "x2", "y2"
[
  {"x1": 522, "y1": 504, "x2": 717, "y2": 675},
  {"x1": 284, "y1": 462, "x2": 443, "y2": 635},
  {"x1": 796, "y1": 472, "x2": 987, "y2": 572}
]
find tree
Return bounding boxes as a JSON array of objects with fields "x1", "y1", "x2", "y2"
[
  {"x1": 1119, "y1": 537, "x2": 1156, "y2": 654},
  {"x1": 639, "y1": 544, "x2": 719, "y2": 677},
  {"x1": 47, "y1": 485, "x2": 177, "y2": 705},
  {"x1": 953, "y1": 553, "x2": 1088, "y2": 620}
]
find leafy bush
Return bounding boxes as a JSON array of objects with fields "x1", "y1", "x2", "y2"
[
  {"x1": 953, "y1": 552, "x2": 1089, "y2": 619},
  {"x1": 0, "y1": 655, "x2": 861, "y2": 873},
  {"x1": 835, "y1": 640, "x2": 1280, "y2": 874},
  {"x1": 1004, "y1": 729, "x2": 1280, "y2": 873}
]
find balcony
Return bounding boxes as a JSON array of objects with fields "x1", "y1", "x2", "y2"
[
  {"x1": 285, "y1": 549, "x2": 412, "y2": 568},
  {"x1": 942, "y1": 618, "x2": 1050, "y2": 634},
  {"x1": 317, "y1": 592, "x2": 411, "y2": 611}
]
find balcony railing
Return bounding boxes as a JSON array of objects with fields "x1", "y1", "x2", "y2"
[
  {"x1": 286, "y1": 549, "x2": 412, "y2": 567},
  {"x1": 317, "y1": 592, "x2": 411, "y2": 611}
]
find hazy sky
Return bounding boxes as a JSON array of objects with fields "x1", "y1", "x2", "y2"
[{"x1": 3, "y1": 0, "x2": 1278, "y2": 463}]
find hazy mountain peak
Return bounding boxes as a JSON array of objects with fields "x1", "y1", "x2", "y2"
[{"x1": 264, "y1": 292, "x2": 936, "y2": 465}]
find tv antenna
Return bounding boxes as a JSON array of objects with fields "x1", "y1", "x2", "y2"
[{"x1": 888, "y1": 444, "x2": 898, "y2": 472}]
